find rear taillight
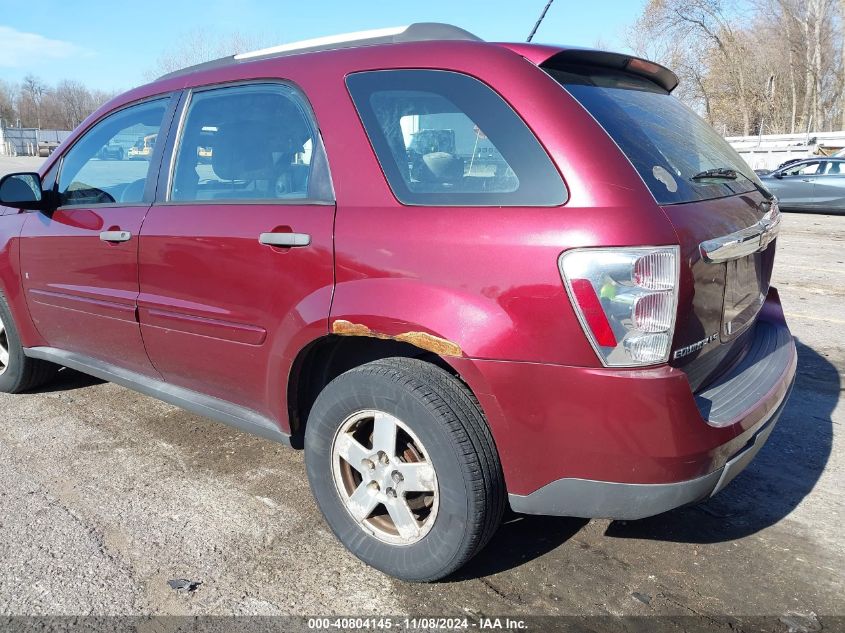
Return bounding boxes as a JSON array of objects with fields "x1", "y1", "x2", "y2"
[{"x1": 559, "y1": 247, "x2": 680, "y2": 367}]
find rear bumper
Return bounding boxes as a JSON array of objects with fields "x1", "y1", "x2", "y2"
[
  {"x1": 508, "y1": 378, "x2": 792, "y2": 519},
  {"x1": 452, "y1": 288, "x2": 796, "y2": 519}
]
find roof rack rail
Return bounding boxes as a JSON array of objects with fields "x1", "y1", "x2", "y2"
[{"x1": 158, "y1": 23, "x2": 482, "y2": 80}]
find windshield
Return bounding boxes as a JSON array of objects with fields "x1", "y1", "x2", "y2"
[{"x1": 544, "y1": 66, "x2": 761, "y2": 205}]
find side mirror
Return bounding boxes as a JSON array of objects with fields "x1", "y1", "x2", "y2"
[
  {"x1": 773, "y1": 172, "x2": 783, "y2": 179},
  {"x1": 0, "y1": 172, "x2": 50, "y2": 211}
]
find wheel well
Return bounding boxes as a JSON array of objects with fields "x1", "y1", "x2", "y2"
[{"x1": 287, "y1": 335, "x2": 456, "y2": 446}]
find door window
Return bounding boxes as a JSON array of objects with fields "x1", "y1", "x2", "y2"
[
  {"x1": 820, "y1": 161, "x2": 844, "y2": 175},
  {"x1": 346, "y1": 70, "x2": 567, "y2": 206},
  {"x1": 57, "y1": 99, "x2": 169, "y2": 207},
  {"x1": 782, "y1": 161, "x2": 820, "y2": 177},
  {"x1": 169, "y1": 83, "x2": 333, "y2": 203}
]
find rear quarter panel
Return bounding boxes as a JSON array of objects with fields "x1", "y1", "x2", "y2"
[{"x1": 289, "y1": 42, "x2": 680, "y2": 365}]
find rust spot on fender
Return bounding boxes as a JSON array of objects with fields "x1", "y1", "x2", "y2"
[{"x1": 331, "y1": 320, "x2": 463, "y2": 357}]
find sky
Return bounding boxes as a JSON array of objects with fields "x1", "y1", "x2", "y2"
[{"x1": 0, "y1": 0, "x2": 645, "y2": 92}]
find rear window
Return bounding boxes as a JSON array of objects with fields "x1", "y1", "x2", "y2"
[
  {"x1": 544, "y1": 66, "x2": 761, "y2": 205},
  {"x1": 346, "y1": 70, "x2": 567, "y2": 206}
]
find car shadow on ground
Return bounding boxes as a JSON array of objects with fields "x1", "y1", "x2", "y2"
[
  {"x1": 451, "y1": 511, "x2": 588, "y2": 580},
  {"x1": 27, "y1": 366, "x2": 105, "y2": 393},
  {"x1": 452, "y1": 338, "x2": 836, "y2": 578}
]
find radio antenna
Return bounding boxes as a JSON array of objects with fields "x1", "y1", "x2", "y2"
[{"x1": 527, "y1": 0, "x2": 555, "y2": 42}]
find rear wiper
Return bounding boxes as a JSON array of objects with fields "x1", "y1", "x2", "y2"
[
  {"x1": 691, "y1": 167, "x2": 737, "y2": 180},
  {"x1": 691, "y1": 167, "x2": 774, "y2": 201}
]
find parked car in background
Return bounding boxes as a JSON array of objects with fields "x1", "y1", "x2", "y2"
[
  {"x1": 127, "y1": 133, "x2": 157, "y2": 159},
  {"x1": 36, "y1": 140, "x2": 60, "y2": 157},
  {"x1": 754, "y1": 168, "x2": 772, "y2": 177},
  {"x1": 197, "y1": 145, "x2": 213, "y2": 163},
  {"x1": 98, "y1": 143, "x2": 125, "y2": 160},
  {"x1": 0, "y1": 23, "x2": 795, "y2": 582},
  {"x1": 760, "y1": 157, "x2": 845, "y2": 211}
]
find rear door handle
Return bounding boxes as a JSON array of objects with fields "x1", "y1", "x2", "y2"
[
  {"x1": 259, "y1": 232, "x2": 311, "y2": 247},
  {"x1": 99, "y1": 230, "x2": 132, "y2": 243}
]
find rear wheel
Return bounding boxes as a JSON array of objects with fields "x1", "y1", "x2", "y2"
[
  {"x1": 0, "y1": 294, "x2": 58, "y2": 393},
  {"x1": 305, "y1": 357, "x2": 504, "y2": 582}
]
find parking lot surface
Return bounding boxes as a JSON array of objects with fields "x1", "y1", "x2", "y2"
[{"x1": 0, "y1": 157, "x2": 842, "y2": 624}]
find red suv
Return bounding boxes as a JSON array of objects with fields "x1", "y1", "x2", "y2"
[{"x1": 0, "y1": 24, "x2": 795, "y2": 582}]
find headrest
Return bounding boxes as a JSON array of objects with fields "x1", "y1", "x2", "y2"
[
  {"x1": 212, "y1": 122, "x2": 275, "y2": 181},
  {"x1": 417, "y1": 152, "x2": 464, "y2": 183}
]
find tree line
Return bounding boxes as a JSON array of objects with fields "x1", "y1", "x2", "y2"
[
  {"x1": 627, "y1": 0, "x2": 845, "y2": 137},
  {"x1": 0, "y1": 75, "x2": 115, "y2": 131}
]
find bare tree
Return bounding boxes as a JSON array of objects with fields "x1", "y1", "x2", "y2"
[
  {"x1": 0, "y1": 80, "x2": 17, "y2": 127},
  {"x1": 145, "y1": 29, "x2": 270, "y2": 80},
  {"x1": 21, "y1": 74, "x2": 47, "y2": 128},
  {"x1": 53, "y1": 80, "x2": 95, "y2": 129},
  {"x1": 840, "y1": 0, "x2": 845, "y2": 128},
  {"x1": 626, "y1": 0, "x2": 845, "y2": 135}
]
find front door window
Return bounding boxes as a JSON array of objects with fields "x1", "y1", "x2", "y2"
[{"x1": 57, "y1": 99, "x2": 168, "y2": 207}]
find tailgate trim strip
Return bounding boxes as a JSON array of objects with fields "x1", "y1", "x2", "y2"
[{"x1": 699, "y1": 203, "x2": 781, "y2": 264}]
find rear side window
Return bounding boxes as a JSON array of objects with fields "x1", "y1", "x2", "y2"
[
  {"x1": 346, "y1": 70, "x2": 566, "y2": 206},
  {"x1": 822, "y1": 161, "x2": 844, "y2": 175},
  {"x1": 170, "y1": 83, "x2": 333, "y2": 203}
]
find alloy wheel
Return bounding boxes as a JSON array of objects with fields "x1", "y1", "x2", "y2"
[
  {"x1": 0, "y1": 314, "x2": 9, "y2": 376},
  {"x1": 331, "y1": 409, "x2": 439, "y2": 546}
]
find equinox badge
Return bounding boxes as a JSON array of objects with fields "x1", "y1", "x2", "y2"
[{"x1": 673, "y1": 333, "x2": 719, "y2": 360}]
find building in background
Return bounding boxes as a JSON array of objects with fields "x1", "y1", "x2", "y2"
[
  {"x1": 0, "y1": 125, "x2": 71, "y2": 157},
  {"x1": 728, "y1": 131, "x2": 845, "y2": 171}
]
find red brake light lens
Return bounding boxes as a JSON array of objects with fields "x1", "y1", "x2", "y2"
[
  {"x1": 570, "y1": 278, "x2": 617, "y2": 347},
  {"x1": 559, "y1": 247, "x2": 680, "y2": 367}
]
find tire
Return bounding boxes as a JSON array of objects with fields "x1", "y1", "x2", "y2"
[
  {"x1": 0, "y1": 293, "x2": 58, "y2": 393},
  {"x1": 305, "y1": 357, "x2": 505, "y2": 582}
]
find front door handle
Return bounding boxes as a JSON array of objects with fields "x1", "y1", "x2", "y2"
[
  {"x1": 259, "y1": 232, "x2": 311, "y2": 247},
  {"x1": 99, "y1": 230, "x2": 132, "y2": 243}
]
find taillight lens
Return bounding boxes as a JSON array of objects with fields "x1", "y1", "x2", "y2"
[{"x1": 559, "y1": 246, "x2": 680, "y2": 367}]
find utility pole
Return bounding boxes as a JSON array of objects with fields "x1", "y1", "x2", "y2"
[
  {"x1": 527, "y1": 0, "x2": 555, "y2": 42},
  {"x1": 757, "y1": 74, "x2": 774, "y2": 147}
]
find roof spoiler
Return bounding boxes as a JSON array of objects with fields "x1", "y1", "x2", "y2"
[{"x1": 540, "y1": 49, "x2": 679, "y2": 93}]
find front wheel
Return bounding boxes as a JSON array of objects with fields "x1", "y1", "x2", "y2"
[
  {"x1": 305, "y1": 358, "x2": 505, "y2": 582},
  {"x1": 0, "y1": 293, "x2": 58, "y2": 393}
]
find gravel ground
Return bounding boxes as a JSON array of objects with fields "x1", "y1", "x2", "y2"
[{"x1": 0, "y1": 157, "x2": 842, "y2": 627}]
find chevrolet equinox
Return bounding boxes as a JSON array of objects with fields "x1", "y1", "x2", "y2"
[{"x1": 0, "y1": 23, "x2": 796, "y2": 582}]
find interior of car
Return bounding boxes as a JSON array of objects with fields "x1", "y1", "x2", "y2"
[{"x1": 171, "y1": 86, "x2": 315, "y2": 202}]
